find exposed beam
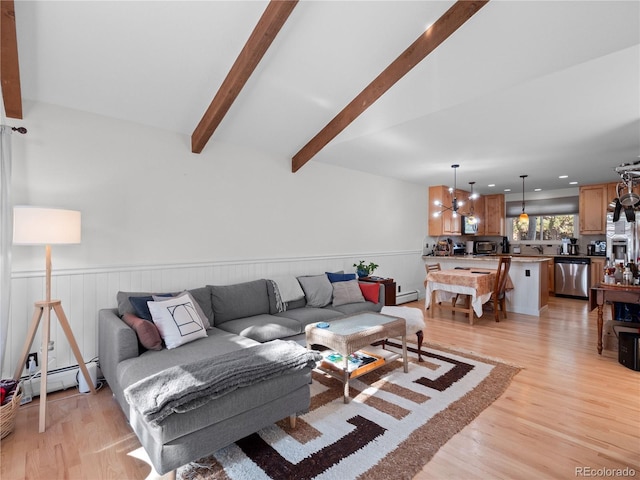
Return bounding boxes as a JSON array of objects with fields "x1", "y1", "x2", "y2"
[
  {"x1": 1, "y1": 0, "x2": 23, "y2": 119},
  {"x1": 292, "y1": 0, "x2": 489, "y2": 173},
  {"x1": 191, "y1": 0, "x2": 298, "y2": 154}
]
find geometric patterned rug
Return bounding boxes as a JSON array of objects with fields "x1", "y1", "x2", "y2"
[{"x1": 178, "y1": 341, "x2": 520, "y2": 480}]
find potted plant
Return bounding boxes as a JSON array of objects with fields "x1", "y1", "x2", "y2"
[{"x1": 353, "y1": 260, "x2": 379, "y2": 278}]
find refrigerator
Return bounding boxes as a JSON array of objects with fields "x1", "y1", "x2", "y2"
[{"x1": 606, "y1": 211, "x2": 639, "y2": 265}]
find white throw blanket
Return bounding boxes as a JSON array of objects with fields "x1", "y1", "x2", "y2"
[{"x1": 269, "y1": 275, "x2": 305, "y2": 312}]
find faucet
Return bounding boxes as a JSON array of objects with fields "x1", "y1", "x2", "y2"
[{"x1": 533, "y1": 245, "x2": 544, "y2": 254}]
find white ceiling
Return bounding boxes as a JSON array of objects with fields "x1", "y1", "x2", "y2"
[{"x1": 11, "y1": 0, "x2": 640, "y2": 195}]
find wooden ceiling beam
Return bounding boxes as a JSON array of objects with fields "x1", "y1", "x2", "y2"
[
  {"x1": 292, "y1": 0, "x2": 489, "y2": 173},
  {"x1": 191, "y1": 0, "x2": 298, "y2": 154},
  {"x1": 1, "y1": 0, "x2": 23, "y2": 119}
]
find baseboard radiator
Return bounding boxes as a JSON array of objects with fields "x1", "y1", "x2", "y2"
[
  {"x1": 396, "y1": 290, "x2": 419, "y2": 304},
  {"x1": 20, "y1": 362, "x2": 99, "y2": 399}
]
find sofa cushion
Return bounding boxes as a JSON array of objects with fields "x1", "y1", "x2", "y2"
[
  {"x1": 358, "y1": 282, "x2": 380, "y2": 303},
  {"x1": 326, "y1": 272, "x2": 357, "y2": 283},
  {"x1": 118, "y1": 292, "x2": 173, "y2": 318},
  {"x1": 330, "y1": 300, "x2": 383, "y2": 316},
  {"x1": 119, "y1": 290, "x2": 212, "y2": 329},
  {"x1": 187, "y1": 286, "x2": 214, "y2": 327},
  {"x1": 148, "y1": 294, "x2": 208, "y2": 349},
  {"x1": 122, "y1": 313, "x2": 163, "y2": 351},
  {"x1": 297, "y1": 274, "x2": 333, "y2": 308},
  {"x1": 332, "y1": 280, "x2": 365, "y2": 306},
  {"x1": 215, "y1": 314, "x2": 302, "y2": 342},
  {"x1": 209, "y1": 280, "x2": 270, "y2": 325},
  {"x1": 275, "y1": 307, "x2": 344, "y2": 328}
]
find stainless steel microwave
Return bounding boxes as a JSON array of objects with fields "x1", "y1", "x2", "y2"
[
  {"x1": 461, "y1": 216, "x2": 478, "y2": 235},
  {"x1": 474, "y1": 241, "x2": 497, "y2": 254}
]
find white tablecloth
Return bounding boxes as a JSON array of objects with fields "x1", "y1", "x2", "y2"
[{"x1": 424, "y1": 281, "x2": 493, "y2": 317}]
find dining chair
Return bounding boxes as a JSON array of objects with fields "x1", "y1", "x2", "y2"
[
  {"x1": 424, "y1": 263, "x2": 441, "y2": 288},
  {"x1": 484, "y1": 256, "x2": 512, "y2": 322},
  {"x1": 424, "y1": 263, "x2": 441, "y2": 311}
]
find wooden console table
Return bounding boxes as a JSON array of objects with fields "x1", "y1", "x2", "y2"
[
  {"x1": 589, "y1": 283, "x2": 640, "y2": 354},
  {"x1": 359, "y1": 276, "x2": 396, "y2": 306}
]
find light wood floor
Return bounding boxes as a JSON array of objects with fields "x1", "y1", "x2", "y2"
[{"x1": 1, "y1": 296, "x2": 638, "y2": 480}]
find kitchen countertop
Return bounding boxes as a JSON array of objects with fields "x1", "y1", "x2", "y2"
[
  {"x1": 422, "y1": 255, "x2": 552, "y2": 263},
  {"x1": 422, "y1": 254, "x2": 608, "y2": 262}
]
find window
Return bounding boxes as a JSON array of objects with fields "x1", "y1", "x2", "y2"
[{"x1": 509, "y1": 214, "x2": 577, "y2": 242}]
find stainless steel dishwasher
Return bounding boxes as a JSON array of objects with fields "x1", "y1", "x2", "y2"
[{"x1": 554, "y1": 257, "x2": 591, "y2": 299}]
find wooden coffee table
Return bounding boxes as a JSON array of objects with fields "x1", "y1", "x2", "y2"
[{"x1": 305, "y1": 312, "x2": 408, "y2": 403}]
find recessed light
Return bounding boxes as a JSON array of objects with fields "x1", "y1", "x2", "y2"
[
  {"x1": 569, "y1": 181, "x2": 578, "y2": 185},
  {"x1": 504, "y1": 188, "x2": 511, "y2": 192},
  {"x1": 488, "y1": 184, "x2": 495, "y2": 187},
  {"x1": 534, "y1": 188, "x2": 542, "y2": 192},
  {"x1": 559, "y1": 175, "x2": 568, "y2": 179}
]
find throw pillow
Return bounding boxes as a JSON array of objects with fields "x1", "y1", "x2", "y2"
[
  {"x1": 147, "y1": 294, "x2": 207, "y2": 349},
  {"x1": 326, "y1": 272, "x2": 357, "y2": 283},
  {"x1": 332, "y1": 280, "x2": 365, "y2": 307},
  {"x1": 122, "y1": 313, "x2": 163, "y2": 351},
  {"x1": 359, "y1": 282, "x2": 380, "y2": 303},
  {"x1": 297, "y1": 274, "x2": 333, "y2": 308},
  {"x1": 129, "y1": 293, "x2": 172, "y2": 321},
  {"x1": 153, "y1": 291, "x2": 211, "y2": 330}
]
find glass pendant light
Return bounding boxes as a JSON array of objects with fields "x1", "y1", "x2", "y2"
[
  {"x1": 519, "y1": 175, "x2": 529, "y2": 223},
  {"x1": 467, "y1": 181, "x2": 478, "y2": 224}
]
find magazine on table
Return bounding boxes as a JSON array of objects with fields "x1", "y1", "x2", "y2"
[{"x1": 322, "y1": 350, "x2": 379, "y2": 372}]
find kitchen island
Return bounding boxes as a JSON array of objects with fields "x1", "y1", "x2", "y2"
[{"x1": 422, "y1": 255, "x2": 551, "y2": 316}]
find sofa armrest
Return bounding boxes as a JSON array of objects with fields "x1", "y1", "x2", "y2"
[
  {"x1": 376, "y1": 283, "x2": 385, "y2": 308},
  {"x1": 98, "y1": 308, "x2": 139, "y2": 390}
]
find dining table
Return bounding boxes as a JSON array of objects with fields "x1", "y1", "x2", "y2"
[{"x1": 424, "y1": 267, "x2": 498, "y2": 325}]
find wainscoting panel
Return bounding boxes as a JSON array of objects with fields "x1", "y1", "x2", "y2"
[{"x1": 4, "y1": 251, "x2": 424, "y2": 379}]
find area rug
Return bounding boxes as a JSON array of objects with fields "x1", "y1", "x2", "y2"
[{"x1": 178, "y1": 341, "x2": 520, "y2": 480}]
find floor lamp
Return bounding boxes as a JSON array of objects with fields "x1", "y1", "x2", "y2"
[{"x1": 11, "y1": 206, "x2": 97, "y2": 433}]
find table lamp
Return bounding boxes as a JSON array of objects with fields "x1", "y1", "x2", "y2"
[{"x1": 11, "y1": 206, "x2": 96, "y2": 433}]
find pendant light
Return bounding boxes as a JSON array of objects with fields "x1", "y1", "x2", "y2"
[
  {"x1": 519, "y1": 175, "x2": 529, "y2": 223},
  {"x1": 433, "y1": 164, "x2": 464, "y2": 218},
  {"x1": 467, "y1": 181, "x2": 478, "y2": 224}
]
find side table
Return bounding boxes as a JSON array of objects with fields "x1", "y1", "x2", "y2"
[{"x1": 359, "y1": 276, "x2": 396, "y2": 306}]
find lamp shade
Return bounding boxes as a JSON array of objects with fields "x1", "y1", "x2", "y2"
[{"x1": 13, "y1": 206, "x2": 81, "y2": 245}]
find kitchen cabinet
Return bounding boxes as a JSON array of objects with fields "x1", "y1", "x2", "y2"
[
  {"x1": 471, "y1": 195, "x2": 485, "y2": 235},
  {"x1": 483, "y1": 194, "x2": 505, "y2": 236},
  {"x1": 591, "y1": 257, "x2": 605, "y2": 286},
  {"x1": 579, "y1": 184, "x2": 608, "y2": 234}
]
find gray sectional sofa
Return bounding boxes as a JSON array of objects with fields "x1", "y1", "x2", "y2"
[{"x1": 98, "y1": 276, "x2": 384, "y2": 475}]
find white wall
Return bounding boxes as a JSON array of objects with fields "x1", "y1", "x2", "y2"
[
  {"x1": 4, "y1": 101, "x2": 429, "y2": 377},
  {"x1": 11, "y1": 102, "x2": 427, "y2": 270}
]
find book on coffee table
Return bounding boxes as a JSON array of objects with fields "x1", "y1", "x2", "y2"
[{"x1": 320, "y1": 350, "x2": 385, "y2": 377}]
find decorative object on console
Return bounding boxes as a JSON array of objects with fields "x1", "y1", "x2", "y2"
[
  {"x1": 11, "y1": 206, "x2": 96, "y2": 433},
  {"x1": 352, "y1": 260, "x2": 379, "y2": 278}
]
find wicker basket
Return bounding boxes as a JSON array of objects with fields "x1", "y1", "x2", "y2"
[{"x1": 0, "y1": 382, "x2": 22, "y2": 440}]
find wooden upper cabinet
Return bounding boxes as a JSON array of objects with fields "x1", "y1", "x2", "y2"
[
  {"x1": 579, "y1": 184, "x2": 608, "y2": 234},
  {"x1": 483, "y1": 194, "x2": 505, "y2": 236},
  {"x1": 471, "y1": 195, "x2": 485, "y2": 235}
]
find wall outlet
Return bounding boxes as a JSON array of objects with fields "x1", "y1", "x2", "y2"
[
  {"x1": 398, "y1": 285, "x2": 402, "y2": 293},
  {"x1": 26, "y1": 352, "x2": 38, "y2": 370}
]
